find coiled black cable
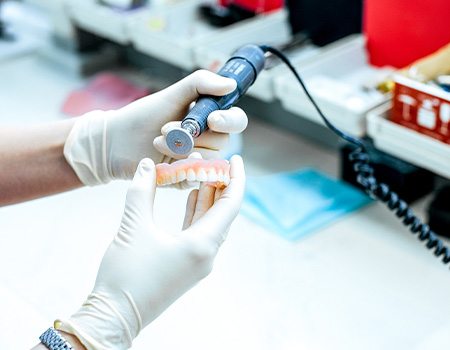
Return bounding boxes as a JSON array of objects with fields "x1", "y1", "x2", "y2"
[{"x1": 260, "y1": 44, "x2": 450, "y2": 268}]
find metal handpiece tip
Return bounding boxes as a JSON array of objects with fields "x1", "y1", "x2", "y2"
[{"x1": 166, "y1": 128, "x2": 194, "y2": 155}]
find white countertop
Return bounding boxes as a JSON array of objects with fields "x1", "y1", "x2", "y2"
[{"x1": 1, "y1": 29, "x2": 450, "y2": 350}]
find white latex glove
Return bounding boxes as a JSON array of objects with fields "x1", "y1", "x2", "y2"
[
  {"x1": 56, "y1": 156, "x2": 245, "y2": 350},
  {"x1": 64, "y1": 70, "x2": 248, "y2": 186}
]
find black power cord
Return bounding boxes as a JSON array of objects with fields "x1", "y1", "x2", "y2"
[
  {"x1": 0, "y1": 0, "x2": 4, "y2": 39},
  {"x1": 259, "y1": 45, "x2": 450, "y2": 269}
]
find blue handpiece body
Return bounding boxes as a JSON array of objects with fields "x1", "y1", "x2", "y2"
[{"x1": 181, "y1": 45, "x2": 266, "y2": 135}]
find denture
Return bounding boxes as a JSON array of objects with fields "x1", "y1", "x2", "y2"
[{"x1": 156, "y1": 158, "x2": 231, "y2": 187}]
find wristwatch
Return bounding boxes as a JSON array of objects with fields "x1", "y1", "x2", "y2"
[{"x1": 39, "y1": 327, "x2": 73, "y2": 350}]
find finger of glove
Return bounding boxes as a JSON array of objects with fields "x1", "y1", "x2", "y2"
[
  {"x1": 167, "y1": 70, "x2": 237, "y2": 102},
  {"x1": 125, "y1": 158, "x2": 157, "y2": 220},
  {"x1": 214, "y1": 187, "x2": 224, "y2": 203},
  {"x1": 114, "y1": 71, "x2": 236, "y2": 122},
  {"x1": 169, "y1": 180, "x2": 199, "y2": 190},
  {"x1": 153, "y1": 136, "x2": 221, "y2": 160},
  {"x1": 207, "y1": 107, "x2": 248, "y2": 134},
  {"x1": 188, "y1": 152, "x2": 202, "y2": 160},
  {"x1": 161, "y1": 121, "x2": 181, "y2": 136},
  {"x1": 161, "y1": 106, "x2": 248, "y2": 135},
  {"x1": 187, "y1": 155, "x2": 245, "y2": 244},
  {"x1": 182, "y1": 189, "x2": 198, "y2": 230},
  {"x1": 161, "y1": 122, "x2": 229, "y2": 150},
  {"x1": 191, "y1": 183, "x2": 216, "y2": 225}
]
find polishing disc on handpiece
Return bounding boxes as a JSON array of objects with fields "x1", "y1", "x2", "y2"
[{"x1": 166, "y1": 127, "x2": 194, "y2": 155}]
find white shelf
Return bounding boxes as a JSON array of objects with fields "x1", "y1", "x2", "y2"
[
  {"x1": 129, "y1": 0, "x2": 224, "y2": 70},
  {"x1": 367, "y1": 103, "x2": 450, "y2": 179},
  {"x1": 274, "y1": 35, "x2": 391, "y2": 136},
  {"x1": 66, "y1": 0, "x2": 145, "y2": 44},
  {"x1": 193, "y1": 9, "x2": 294, "y2": 101},
  {"x1": 129, "y1": 1, "x2": 291, "y2": 71}
]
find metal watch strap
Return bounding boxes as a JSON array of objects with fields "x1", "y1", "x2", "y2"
[{"x1": 39, "y1": 327, "x2": 74, "y2": 350}]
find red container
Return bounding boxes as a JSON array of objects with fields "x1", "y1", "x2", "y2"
[
  {"x1": 391, "y1": 75, "x2": 450, "y2": 144},
  {"x1": 364, "y1": 0, "x2": 450, "y2": 68},
  {"x1": 218, "y1": 0, "x2": 283, "y2": 13}
]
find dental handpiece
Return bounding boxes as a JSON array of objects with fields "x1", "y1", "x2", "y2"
[{"x1": 166, "y1": 44, "x2": 266, "y2": 155}]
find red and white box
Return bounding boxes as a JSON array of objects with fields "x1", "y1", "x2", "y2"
[{"x1": 391, "y1": 75, "x2": 450, "y2": 145}]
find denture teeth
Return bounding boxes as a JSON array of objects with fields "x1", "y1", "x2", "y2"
[
  {"x1": 207, "y1": 169, "x2": 218, "y2": 182},
  {"x1": 217, "y1": 169, "x2": 224, "y2": 182},
  {"x1": 197, "y1": 168, "x2": 208, "y2": 182},
  {"x1": 187, "y1": 168, "x2": 196, "y2": 181},
  {"x1": 177, "y1": 170, "x2": 186, "y2": 182},
  {"x1": 223, "y1": 173, "x2": 230, "y2": 185},
  {"x1": 156, "y1": 159, "x2": 231, "y2": 188}
]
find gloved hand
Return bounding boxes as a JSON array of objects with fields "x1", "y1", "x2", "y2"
[
  {"x1": 64, "y1": 70, "x2": 248, "y2": 186},
  {"x1": 56, "y1": 156, "x2": 245, "y2": 350}
]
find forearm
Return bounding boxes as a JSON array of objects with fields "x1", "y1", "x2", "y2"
[
  {"x1": 32, "y1": 330, "x2": 86, "y2": 350},
  {"x1": 0, "y1": 120, "x2": 82, "y2": 206}
]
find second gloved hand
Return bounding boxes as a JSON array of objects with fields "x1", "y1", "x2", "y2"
[
  {"x1": 56, "y1": 156, "x2": 246, "y2": 350},
  {"x1": 64, "y1": 70, "x2": 248, "y2": 186}
]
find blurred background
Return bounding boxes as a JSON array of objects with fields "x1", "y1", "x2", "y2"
[{"x1": 1, "y1": 0, "x2": 450, "y2": 349}]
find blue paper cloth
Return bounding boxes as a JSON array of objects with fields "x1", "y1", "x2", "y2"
[{"x1": 241, "y1": 168, "x2": 371, "y2": 240}]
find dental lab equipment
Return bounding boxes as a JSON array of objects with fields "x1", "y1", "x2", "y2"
[{"x1": 166, "y1": 44, "x2": 265, "y2": 155}]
